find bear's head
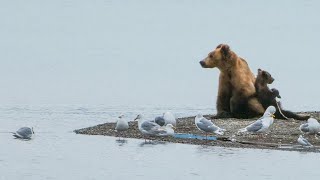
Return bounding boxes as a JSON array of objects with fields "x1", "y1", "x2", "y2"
[
  {"x1": 199, "y1": 44, "x2": 234, "y2": 70},
  {"x1": 257, "y1": 69, "x2": 274, "y2": 84}
]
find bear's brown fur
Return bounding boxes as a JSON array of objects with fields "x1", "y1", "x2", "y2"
[
  {"x1": 255, "y1": 69, "x2": 310, "y2": 120},
  {"x1": 199, "y1": 44, "x2": 264, "y2": 119}
]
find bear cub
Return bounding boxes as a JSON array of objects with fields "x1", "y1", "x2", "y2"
[{"x1": 255, "y1": 69, "x2": 310, "y2": 120}]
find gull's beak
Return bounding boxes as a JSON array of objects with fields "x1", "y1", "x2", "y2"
[
  {"x1": 134, "y1": 117, "x2": 138, "y2": 121},
  {"x1": 271, "y1": 114, "x2": 275, "y2": 118},
  {"x1": 172, "y1": 126, "x2": 176, "y2": 130}
]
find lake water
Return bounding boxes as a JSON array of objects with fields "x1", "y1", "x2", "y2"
[{"x1": 0, "y1": 105, "x2": 320, "y2": 180}]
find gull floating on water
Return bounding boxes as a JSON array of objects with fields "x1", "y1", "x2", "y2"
[
  {"x1": 299, "y1": 118, "x2": 320, "y2": 138},
  {"x1": 12, "y1": 127, "x2": 34, "y2": 140},
  {"x1": 115, "y1": 114, "x2": 129, "y2": 140},
  {"x1": 238, "y1": 106, "x2": 276, "y2": 134},
  {"x1": 154, "y1": 112, "x2": 176, "y2": 127},
  {"x1": 195, "y1": 113, "x2": 226, "y2": 139},
  {"x1": 297, "y1": 135, "x2": 313, "y2": 147},
  {"x1": 134, "y1": 114, "x2": 175, "y2": 141}
]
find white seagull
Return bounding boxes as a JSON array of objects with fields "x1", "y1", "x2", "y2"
[
  {"x1": 12, "y1": 127, "x2": 34, "y2": 140},
  {"x1": 299, "y1": 118, "x2": 320, "y2": 138},
  {"x1": 158, "y1": 124, "x2": 175, "y2": 136},
  {"x1": 134, "y1": 114, "x2": 174, "y2": 141},
  {"x1": 238, "y1": 106, "x2": 276, "y2": 134},
  {"x1": 115, "y1": 114, "x2": 129, "y2": 140},
  {"x1": 195, "y1": 113, "x2": 226, "y2": 139},
  {"x1": 154, "y1": 112, "x2": 176, "y2": 127},
  {"x1": 297, "y1": 135, "x2": 313, "y2": 147}
]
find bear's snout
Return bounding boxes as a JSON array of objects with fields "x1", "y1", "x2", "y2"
[{"x1": 199, "y1": 60, "x2": 206, "y2": 68}]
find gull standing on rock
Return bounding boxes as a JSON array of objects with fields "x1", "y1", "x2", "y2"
[
  {"x1": 195, "y1": 113, "x2": 226, "y2": 139},
  {"x1": 154, "y1": 116, "x2": 165, "y2": 126},
  {"x1": 297, "y1": 135, "x2": 313, "y2": 147},
  {"x1": 238, "y1": 106, "x2": 276, "y2": 134},
  {"x1": 134, "y1": 114, "x2": 174, "y2": 142},
  {"x1": 158, "y1": 124, "x2": 175, "y2": 136},
  {"x1": 154, "y1": 112, "x2": 176, "y2": 127},
  {"x1": 115, "y1": 114, "x2": 129, "y2": 140},
  {"x1": 299, "y1": 118, "x2": 320, "y2": 138},
  {"x1": 12, "y1": 127, "x2": 34, "y2": 140}
]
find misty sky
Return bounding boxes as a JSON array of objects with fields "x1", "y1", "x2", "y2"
[{"x1": 0, "y1": 0, "x2": 320, "y2": 109}]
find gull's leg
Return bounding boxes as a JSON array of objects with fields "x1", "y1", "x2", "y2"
[
  {"x1": 315, "y1": 134, "x2": 319, "y2": 139},
  {"x1": 206, "y1": 133, "x2": 208, "y2": 142}
]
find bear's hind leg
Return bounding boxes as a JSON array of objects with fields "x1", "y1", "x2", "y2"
[
  {"x1": 230, "y1": 96, "x2": 250, "y2": 119},
  {"x1": 247, "y1": 98, "x2": 265, "y2": 118}
]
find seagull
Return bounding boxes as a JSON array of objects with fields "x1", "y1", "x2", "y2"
[
  {"x1": 115, "y1": 114, "x2": 129, "y2": 140},
  {"x1": 154, "y1": 116, "x2": 165, "y2": 126},
  {"x1": 194, "y1": 113, "x2": 226, "y2": 139},
  {"x1": 154, "y1": 112, "x2": 176, "y2": 127},
  {"x1": 157, "y1": 124, "x2": 175, "y2": 136},
  {"x1": 12, "y1": 127, "x2": 34, "y2": 140},
  {"x1": 238, "y1": 106, "x2": 276, "y2": 134},
  {"x1": 299, "y1": 118, "x2": 320, "y2": 138},
  {"x1": 134, "y1": 114, "x2": 174, "y2": 141},
  {"x1": 297, "y1": 135, "x2": 313, "y2": 147}
]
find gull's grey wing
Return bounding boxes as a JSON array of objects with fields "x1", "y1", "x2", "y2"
[
  {"x1": 301, "y1": 137, "x2": 312, "y2": 146},
  {"x1": 155, "y1": 116, "x2": 165, "y2": 126},
  {"x1": 197, "y1": 118, "x2": 217, "y2": 133},
  {"x1": 12, "y1": 133, "x2": 22, "y2": 138},
  {"x1": 300, "y1": 124, "x2": 309, "y2": 133},
  {"x1": 141, "y1": 121, "x2": 159, "y2": 131},
  {"x1": 246, "y1": 120, "x2": 263, "y2": 132},
  {"x1": 199, "y1": 117, "x2": 213, "y2": 126}
]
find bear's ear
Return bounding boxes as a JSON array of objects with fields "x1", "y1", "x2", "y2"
[
  {"x1": 216, "y1": 44, "x2": 223, "y2": 49},
  {"x1": 258, "y1": 68, "x2": 262, "y2": 74},
  {"x1": 220, "y1": 45, "x2": 230, "y2": 59}
]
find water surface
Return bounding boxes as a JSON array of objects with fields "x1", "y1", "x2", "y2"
[{"x1": 1, "y1": 105, "x2": 319, "y2": 180}]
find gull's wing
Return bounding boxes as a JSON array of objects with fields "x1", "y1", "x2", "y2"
[
  {"x1": 141, "y1": 121, "x2": 160, "y2": 131},
  {"x1": 246, "y1": 120, "x2": 263, "y2": 132},
  {"x1": 300, "y1": 123, "x2": 309, "y2": 133},
  {"x1": 301, "y1": 137, "x2": 312, "y2": 146},
  {"x1": 197, "y1": 117, "x2": 218, "y2": 132},
  {"x1": 155, "y1": 116, "x2": 165, "y2": 126},
  {"x1": 199, "y1": 117, "x2": 214, "y2": 126}
]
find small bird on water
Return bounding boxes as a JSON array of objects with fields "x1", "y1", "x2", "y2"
[{"x1": 12, "y1": 127, "x2": 34, "y2": 140}]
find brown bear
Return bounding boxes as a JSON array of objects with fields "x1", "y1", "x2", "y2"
[
  {"x1": 255, "y1": 69, "x2": 310, "y2": 120},
  {"x1": 199, "y1": 44, "x2": 265, "y2": 119}
]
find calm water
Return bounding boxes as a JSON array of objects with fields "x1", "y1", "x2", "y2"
[{"x1": 0, "y1": 105, "x2": 319, "y2": 180}]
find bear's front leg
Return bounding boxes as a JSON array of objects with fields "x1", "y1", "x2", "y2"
[{"x1": 213, "y1": 76, "x2": 233, "y2": 119}]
